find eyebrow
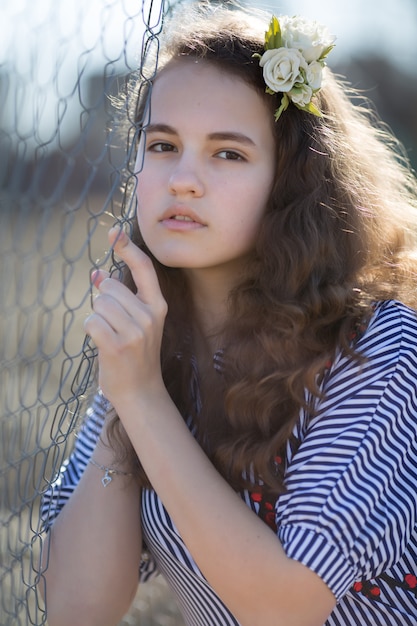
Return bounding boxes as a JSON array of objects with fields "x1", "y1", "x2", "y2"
[{"x1": 145, "y1": 124, "x2": 256, "y2": 146}]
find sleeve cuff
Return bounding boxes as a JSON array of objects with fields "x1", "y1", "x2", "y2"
[
  {"x1": 279, "y1": 525, "x2": 356, "y2": 601},
  {"x1": 139, "y1": 551, "x2": 160, "y2": 583}
]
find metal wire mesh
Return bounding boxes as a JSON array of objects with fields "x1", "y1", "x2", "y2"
[
  {"x1": 0, "y1": 0, "x2": 186, "y2": 623},
  {"x1": 1, "y1": 0, "x2": 417, "y2": 624}
]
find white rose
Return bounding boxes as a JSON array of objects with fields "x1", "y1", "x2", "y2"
[
  {"x1": 306, "y1": 61, "x2": 323, "y2": 91},
  {"x1": 259, "y1": 48, "x2": 308, "y2": 94},
  {"x1": 288, "y1": 83, "x2": 313, "y2": 107},
  {"x1": 280, "y1": 15, "x2": 336, "y2": 63}
]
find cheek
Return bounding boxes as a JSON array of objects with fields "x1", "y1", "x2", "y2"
[
  {"x1": 240, "y1": 200, "x2": 269, "y2": 244},
  {"x1": 229, "y1": 210, "x2": 264, "y2": 251},
  {"x1": 240, "y1": 186, "x2": 270, "y2": 226},
  {"x1": 135, "y1": 185, "x2": 148, "y2": 234},
  {"x1": 135, "y1": 173, "x2": 152, "y2": 216}
]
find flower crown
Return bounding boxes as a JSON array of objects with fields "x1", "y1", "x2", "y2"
[{"x1": 254, "y1": 16, "x2": 336, "y2": 121}]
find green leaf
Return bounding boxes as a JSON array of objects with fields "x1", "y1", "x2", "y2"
[
  {"x1": 295, "y1": 101, "x2": 322, "y2": 117},
  {"x1": 274, "y1": 94, "x2": 290, "y2": 121},
  {"x1": 319, "y1": 44, "x2": 335, "y2": 61},
  {"x1": 306, "y1": 101, "x2": 322, "y2": 116},
  {"x1": 265, "y1": 16, "x2": 282, "y2": 50}
]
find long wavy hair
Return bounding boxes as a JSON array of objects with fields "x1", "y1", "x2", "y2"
[{"x1": 107, "y1": 2, "x2": 417, "y2": 495}]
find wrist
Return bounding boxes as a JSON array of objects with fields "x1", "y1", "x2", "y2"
[{"x1": 111, "y1": 384, "x2": 173, "y2": 428}]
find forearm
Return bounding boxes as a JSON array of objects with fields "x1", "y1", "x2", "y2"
[
  {"x1": 84, "y1": 232, "x2": 334, "y2": 625},
  {"x1": 40, "y1": 435, "x2": 142, "y2": 626},
  {"x1": 116, "y1": 390, "x2": 335, "y2": 626}
]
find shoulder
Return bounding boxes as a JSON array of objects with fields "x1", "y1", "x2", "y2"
[
  {"x1": 354, "y1": 299, "x2": 417, "y2": 373},
  {"x1": 304, "y1": 299, "x2": 417, "y2": 433},
  {"x1": 328, "y1": 300, "x2": 417, "y2": 386},
  {"x1": 278, "y1": 305, "x2": 417, "y2": 597},
  {"x1": 365, "y1": 299, "x2": 417, "y2": 340}
]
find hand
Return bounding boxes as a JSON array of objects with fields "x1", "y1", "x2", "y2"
[{"x1": 84, "y1": 227, "x2": 168, "y2": 410}]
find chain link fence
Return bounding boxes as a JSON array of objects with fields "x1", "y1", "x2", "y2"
[
  {"x1": 0, "y1": 0, "x2": 186, "y2": 623},
  {"x1": 1, "y1": 0, "x2": 416, "y2": 624}
]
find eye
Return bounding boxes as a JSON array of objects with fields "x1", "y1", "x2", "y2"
[
  {"x1": 148, "y1": 141, "x2": 177, "y2": 153},
  {"x1": 215, "y1": 150, "x2": 245, "y2": 161}
]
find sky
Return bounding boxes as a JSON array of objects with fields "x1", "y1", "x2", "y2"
[{"x1": 1, "y1": 0, "x2": 416, "y2": 153}]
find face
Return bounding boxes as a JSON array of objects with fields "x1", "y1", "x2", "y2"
[{"x1": 135, "y1": 60, "x2": 276, "y2": 285}]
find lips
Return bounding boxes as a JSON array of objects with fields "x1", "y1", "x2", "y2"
[{"x1": 160, "y1": 206, "x2": 206, "y2": 225}]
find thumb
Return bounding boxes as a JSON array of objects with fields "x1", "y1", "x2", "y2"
[{"x1": 108, "y1": 226, "x2": 161, "y2": 304}]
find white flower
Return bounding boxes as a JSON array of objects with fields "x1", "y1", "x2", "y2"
[
  {"x1": 257, "y1": 14, "x2": 335, "y2": 119},
  {"x1": 259, "y1": 48, "x2": 308, "y2": 94},
  {"x1": 288, "y1": 84, "x2": 313, "y2": 107},
  {"x1": 306, "y1": 61, "x2": 323, "y2": 91},
  {"x1": 280, "y1": 15, "x2": 336, "y2": 63}
]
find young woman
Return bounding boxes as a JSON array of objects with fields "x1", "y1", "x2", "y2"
[{"x1": 40, "y1": 4, "x2": 417, "y2": 625}]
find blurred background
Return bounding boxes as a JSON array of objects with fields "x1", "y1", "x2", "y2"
[
  {"x1": 1, "y1": 0, "x2": 416, "y2": 183},
  {"x1": 0, "y1": 1, "x2": 416, "y2": 625}
]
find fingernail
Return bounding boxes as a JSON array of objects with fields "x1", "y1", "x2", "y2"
[
  {"x1": 109, "y1": 225, "x2": 125, "y2": 237},
  {"x1": 90, "y1": 269, "x2": 100, "y2": 286}
]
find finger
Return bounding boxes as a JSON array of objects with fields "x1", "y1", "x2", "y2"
[
  {"x1": 108, "y1": 226, "x2": 163, "y2": 305},
  {"x1": 92, "y1": 292, "x2": 133, "y2": 333},
  {"x1": 84, "y1": 312, "x2": 115, "y2": 346},
  {"x1": 85, "y1": 293, "x2": 141, "y2": 342},
  {"x1": 86, "y1": 294, "x2": 156, "y2": 360},
  {"x1": 92, "y1": 290, "x2": 152, "y2": 335},
  {"x1": 98, "y1": 277, "x2": 144, "y2": 314},
  {"x1": 91, "y1": 268, "x2": 111, "y2": 289}
]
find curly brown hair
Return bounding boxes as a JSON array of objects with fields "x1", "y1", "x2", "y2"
[{"x1": 107, "y1": 2, "x2": 417, "y2": 496}]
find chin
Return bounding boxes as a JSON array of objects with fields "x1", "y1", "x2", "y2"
[
  {"x1": 150, "y1": 250, "x2": 197, "y2": 269},
  {"x1": 151, "y1": 254, "x2": 189, "y2": 269}
]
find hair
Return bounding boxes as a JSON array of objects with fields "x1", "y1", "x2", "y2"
[{"x1": 107, "y1": 2, "x2": 417, "y2": 496}]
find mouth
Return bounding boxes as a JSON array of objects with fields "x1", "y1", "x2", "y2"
[
  {"x1": 161, "y1": 206, "x2": 205, "y2": 226},
  {"x1": 170, "y1": 215, "x2": 194, "y2": 222}
]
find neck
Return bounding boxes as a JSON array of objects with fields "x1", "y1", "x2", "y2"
[
  {"x1": 186, "y1": 270, "x2": 232, "y2": 330},
  {"x1": 182, "y1": 267, "x2": 235, "y2": 352}
]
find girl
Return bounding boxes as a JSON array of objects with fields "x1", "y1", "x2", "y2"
[{"x1": 40, "y1": 3, "x2": 417, "y2": 625}]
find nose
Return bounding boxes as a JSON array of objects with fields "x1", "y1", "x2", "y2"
[{"x1": 168, "y1": 154, "x2": 204, "y2": 197}]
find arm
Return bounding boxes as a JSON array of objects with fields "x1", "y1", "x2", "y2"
[
  {"x1": 40, "y1": 417, "x2": 142, "y2": 626},
  {"x1": 117, "y1": 389, "x2": 335, "y2": 626},
  {"x1": 84, "y1": 229, "x2": 336, "y2": 626}
]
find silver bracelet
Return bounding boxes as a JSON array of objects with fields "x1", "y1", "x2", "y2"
[{"x1": 89, "y1": 458, "x2": 133, "y2": 487}]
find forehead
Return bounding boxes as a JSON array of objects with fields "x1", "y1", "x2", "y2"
[{"x1": 149, "y1": 60, "x2": 275, "y2": 137}]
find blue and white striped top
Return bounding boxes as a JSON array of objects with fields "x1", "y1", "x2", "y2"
[{"x1": 41, "y1": 300, "x2": 417, "y2": 625}]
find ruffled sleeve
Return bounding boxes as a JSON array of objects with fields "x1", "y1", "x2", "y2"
[
  {"x1": 276, "y1": 301, "x2": 417, "y2": 600},
  {"x1": 40, "y1": 390, "x2": 159, "y2": 583}
]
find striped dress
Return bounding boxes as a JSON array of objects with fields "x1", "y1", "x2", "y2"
[{"x1": 41, "y1": 300, "x2": 417, "y2": 625}]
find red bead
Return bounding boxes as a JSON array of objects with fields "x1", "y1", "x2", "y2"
[{"x1": 405, "y1": 574, "x2": 417, "y2": 588}]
